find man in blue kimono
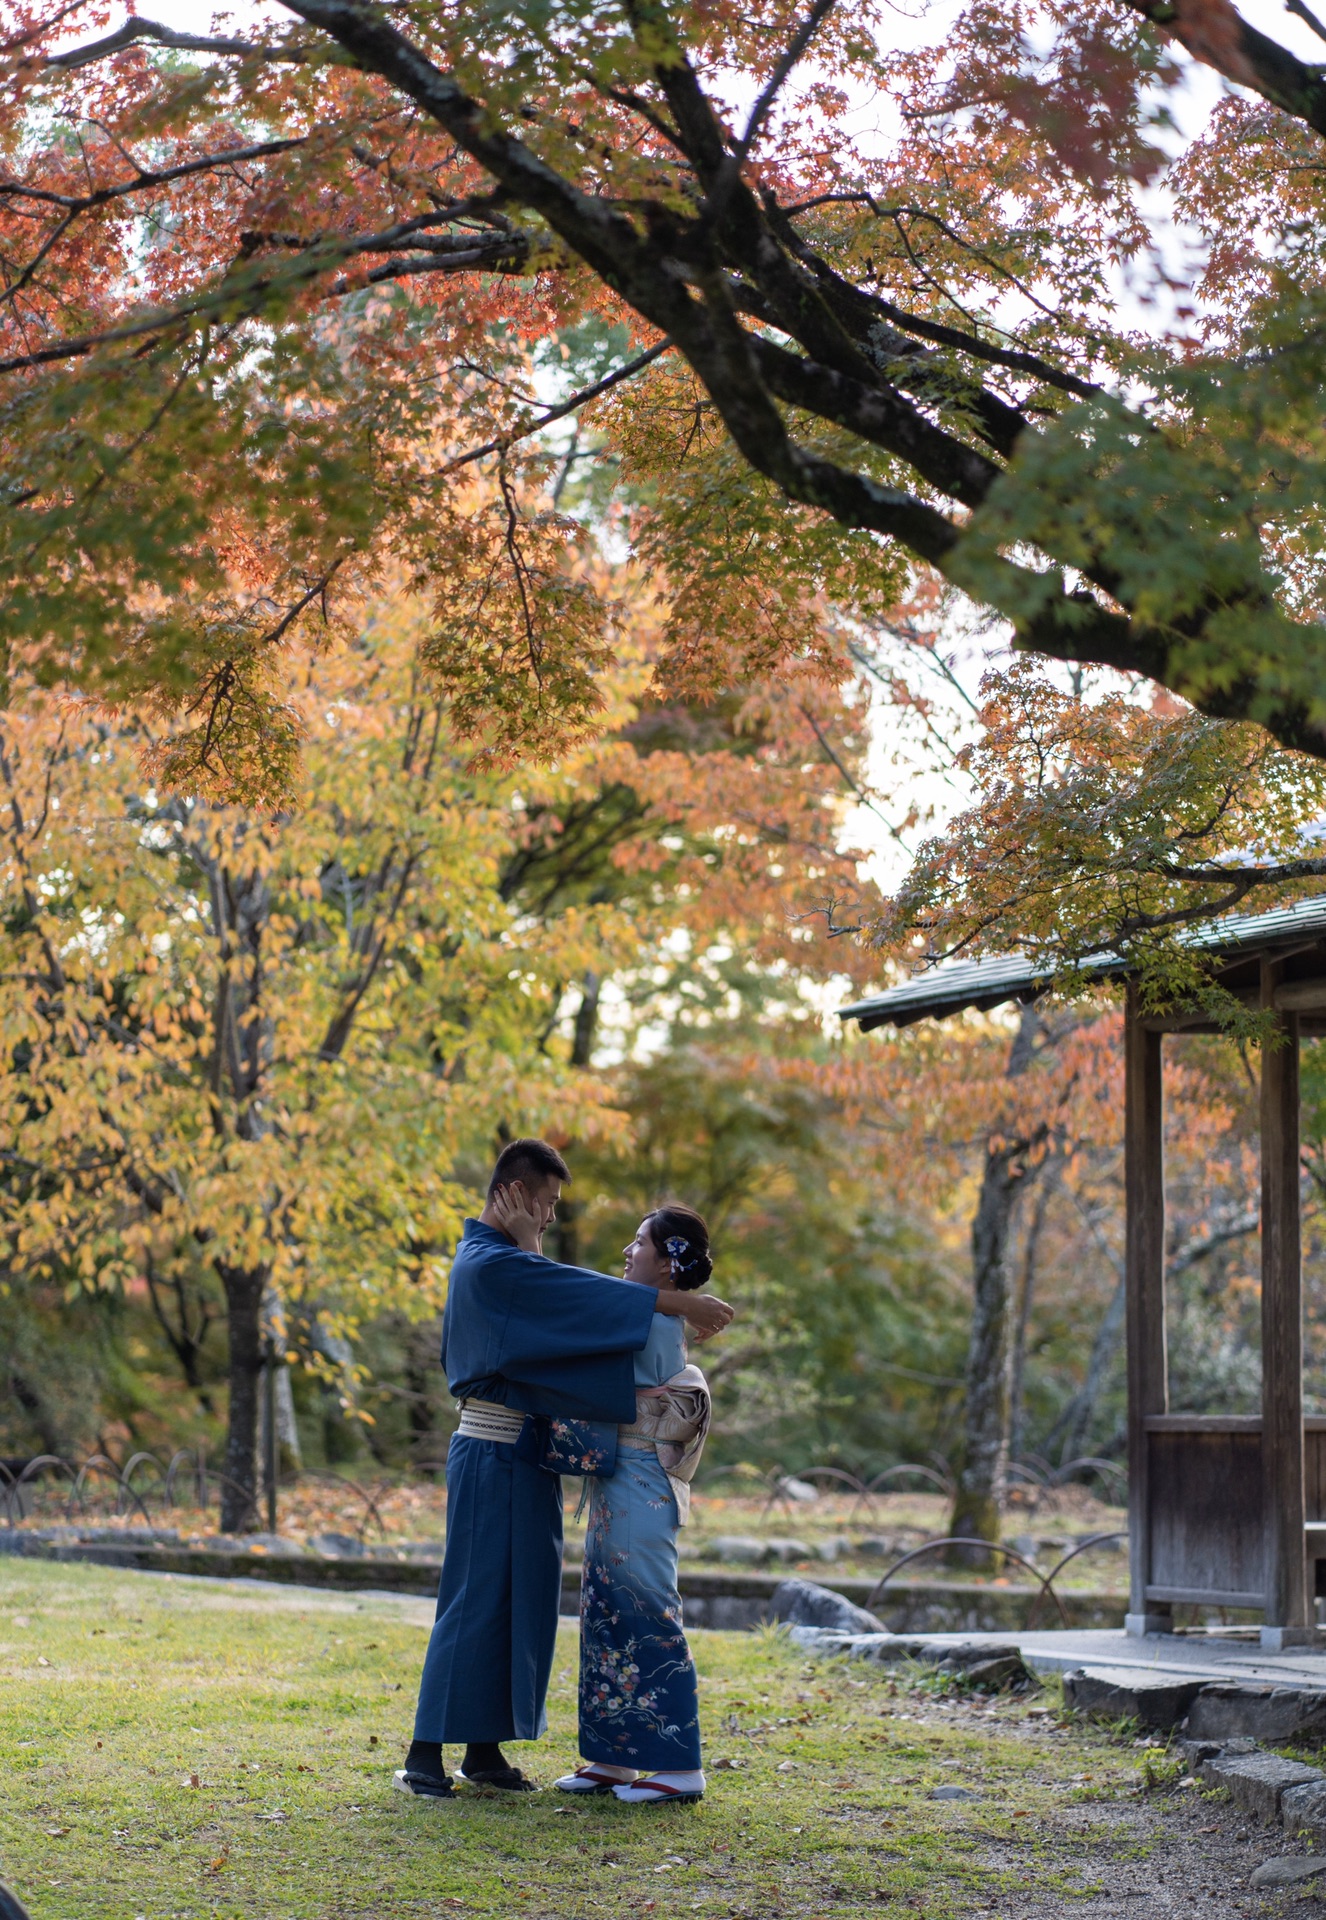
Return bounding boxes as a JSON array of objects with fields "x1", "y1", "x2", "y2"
[{"x1": 395, "y1": 1139, "x2": 733, "y2": 1798}]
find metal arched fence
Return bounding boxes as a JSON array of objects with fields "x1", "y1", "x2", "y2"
[
  {"x1": 861, "y1": 1529, "x2": 1130, "y2": 1630},
  {"x1": 0, "y1": 1449, "x2": 387, "y2": 1540},
  {"x1": 759, "y1": 1455, "x2": 1124, "y2": 1525}
]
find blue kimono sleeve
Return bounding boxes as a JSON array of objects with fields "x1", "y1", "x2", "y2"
[
  {"x1": 633, "y1": 1313, "x2": 686, "y2": 1386},
  {"x1": 528, "y1": 1309, "x2": 682, "y2": 1480},
  {"x1": 493, "y1": 1248, "x2": 658, "y2": 1374}
]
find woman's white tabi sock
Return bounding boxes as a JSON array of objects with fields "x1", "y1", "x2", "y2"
[
  {"x1": 612, "y1": 1769, "x2": 705, "y2": 1801},
  {"x1": 553, "y1": 1761, "x2": 639, "y2": 1791}
]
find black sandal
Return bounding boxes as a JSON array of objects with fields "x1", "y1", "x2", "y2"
[
  {"x1": 458, "y1": 1765, "x2": 536, "y2": 1792},
  {"x1": 393, "y1": 1768, "x2": 456, "y2": 1799}
]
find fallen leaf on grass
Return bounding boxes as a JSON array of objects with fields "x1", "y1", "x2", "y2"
[
  {"x1": 44, "y1": 1828, "x2": 69, "y2": 1839},
  {"x1": 775, "y1": 1761, "x2": 798, "y2": 1773},
  {"x1": 256, "y1": 1811, "x2": 288, "y2": 1822},
  {"x1": 185, "y1": 1774, "x2": 200, "y2": 1789},
  {"x1": 204, "y1": 1855, "x2": 229, "y2": 1875},
  {"x1": 1012, "y1": 1811, "x2": 1030, "y2": 1819},
  {"x1": 36, "y1": 1656, "x2": 50, "y2": 1667}
]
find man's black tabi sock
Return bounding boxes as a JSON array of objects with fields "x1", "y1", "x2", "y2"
[
  {"x1": 463, "y1": 1742, "x2": 506, "y2": 1775},
  {"x1": 404, "y1": 1739, "x2": 446, "y2": 1779}
]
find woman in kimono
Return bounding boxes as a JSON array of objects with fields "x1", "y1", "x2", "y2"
[{"x1": 554, "y1": 1205, "x2": 714, "y2": 1806}]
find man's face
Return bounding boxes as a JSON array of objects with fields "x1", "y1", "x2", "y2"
[{"x1": 521, "y1": 1175, "x2": 562, "y2": 1236}]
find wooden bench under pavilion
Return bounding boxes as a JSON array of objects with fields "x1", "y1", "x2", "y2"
[{"x1": 840, "y1": 898, "x2": 1326, "y2": 1650}]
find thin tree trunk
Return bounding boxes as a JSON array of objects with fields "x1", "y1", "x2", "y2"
[
  {"x1": 948, "y1": 1004, "x2": 1044, "y2": 1562},
  {"x1": 216, "y1": 1259, "x2": 268, "y2": 1532},
  {"x1": 948, "y1": 1141, "x2": 1025, "y2": 1561},
  {"x1": 1009, "y1": 1172, "x2": 1055, "y2": 1466},
  {"x1": 143, "y1": 1254, "x2": 216, "y2": 1411}
]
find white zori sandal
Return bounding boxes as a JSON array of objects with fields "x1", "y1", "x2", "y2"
[
  {"x1": 612, "y1": 1770, "x2": 706, "y2": 1804},
  {"x1": 553, "y1": 1764, "x2": 639, "y2": 1794}
]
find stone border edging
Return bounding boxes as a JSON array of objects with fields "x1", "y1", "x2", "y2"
[{"x1": 0, "y1": 1529, "x2": 1126, "y2": 1632}]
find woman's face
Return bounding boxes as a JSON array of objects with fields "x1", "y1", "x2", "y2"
[{"x1": 622, "y1": 1216, "x2": 670, "y2": 1287}]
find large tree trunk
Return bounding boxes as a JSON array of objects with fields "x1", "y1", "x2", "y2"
[
  {"x1": 947, "y1": 1005, "x2": 1044, "y2": 1562},
  {"x1": 216, "y1": 1259, "x2": 268, "y2": 1532},
  {"x1": 1009, "y1": 1173, "x2": 1055, "y2": 1466},
  {"x1": 948, "y1": 1141, "x2": 1025, "y2": 1561}
]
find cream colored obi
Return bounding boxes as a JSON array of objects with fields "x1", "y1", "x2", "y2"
[
  {"x1": 456, "y1": 1398, "x2": 525, "y2": 1443},
  {"x1": 618, "y1": 1364, "x2": 710, "y2": 1526}
]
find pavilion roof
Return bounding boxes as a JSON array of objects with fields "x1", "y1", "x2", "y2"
[{"x1": 838, "y1": 896, "x2": 1326, "y2": 1032}]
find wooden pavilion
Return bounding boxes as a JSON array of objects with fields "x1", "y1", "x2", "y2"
[{"x1": 840, "y1": 898, "x2": 1326, "y2": 1649}]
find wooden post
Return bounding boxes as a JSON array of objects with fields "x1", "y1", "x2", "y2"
[
  {"x1": 1124, "y1": 987, "x2": 1171, "y2": 1636},
  {"x1": 1261, "y1": 957, "x2": 1312, "y2": 1647}
]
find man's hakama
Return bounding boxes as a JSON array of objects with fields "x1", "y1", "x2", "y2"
[{"x1": 413, "y1": 1435, "x2": 563, "y2": 1742}]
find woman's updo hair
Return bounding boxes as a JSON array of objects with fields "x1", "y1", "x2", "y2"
[{"x1": 646, "y1": 1204, "x2": 713, "y2": 1291}]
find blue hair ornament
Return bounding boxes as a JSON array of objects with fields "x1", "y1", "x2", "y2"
[{"x1": 665, "y1": 1234, "x2": 699, "y2": 1274}]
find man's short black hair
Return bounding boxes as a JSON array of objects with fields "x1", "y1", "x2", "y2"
[{"x1": 487, "y1": 1138, "x2": 571, "y2": 1199}]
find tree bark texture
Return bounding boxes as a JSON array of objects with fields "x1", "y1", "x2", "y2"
[
  {"x1": 216, "y1": 1259, "x2": 269, "y2": 1531},
  {"x1": 948, "y1": 1004, "x2": 1043, "y2": 1560},
  {"x1": 1008, "y1": 1174, "x2": 1054, "y2": 1468},
  {"x1": 948, "y1": 1140, "x2": 1026, "y2": 1562}
]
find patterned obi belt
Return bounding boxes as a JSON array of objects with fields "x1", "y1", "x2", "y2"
[{"x1": 456, "y1": 1398, "x2": 525, "y2": 1444}]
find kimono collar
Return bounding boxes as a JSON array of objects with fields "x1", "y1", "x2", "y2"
[{"x1": 462, "y1": 1217, "x2": 512, "y2": 1247}]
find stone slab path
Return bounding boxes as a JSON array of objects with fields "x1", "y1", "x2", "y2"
[{"x1": 916, "y1": 1628, "x2": 1326, "y2": 1688}]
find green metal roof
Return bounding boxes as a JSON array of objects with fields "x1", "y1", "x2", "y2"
[{"x1": 838, "y1": 896, "x2": 1326, "y2": 1032}]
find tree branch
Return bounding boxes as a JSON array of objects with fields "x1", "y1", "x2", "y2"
[
  {"x1": 1124, "y1": 0, "x2": 1326, "y2": 140},
  {"x1": 439, "y1": 336, "x2": 672, "y2": 475},
  {"x1": 40, "y1": 15, "x2": 322, "y2": 70}
]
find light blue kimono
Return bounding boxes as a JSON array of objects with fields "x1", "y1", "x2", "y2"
[{"x1": 578, "y1": 1313, "x2": 702, "y2": 1771}]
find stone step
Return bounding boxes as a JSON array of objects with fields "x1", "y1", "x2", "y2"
[
  {"x1": 1062, "y1": 1665, "x2": 1207, "y2": 1730},
  {"x1": 1187, "y1": 1684, "x2": 1326, "y2": 1744},
  {"x1": 1197, "y1": 1747, "x2": 1325, "y2": 1824}
]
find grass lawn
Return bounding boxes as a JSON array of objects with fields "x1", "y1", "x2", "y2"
[{"x1": 0, "y1": 1559, "x2": 1273, "y2": 1919}]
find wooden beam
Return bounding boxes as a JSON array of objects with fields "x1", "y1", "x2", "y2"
[
  {"x1": 1144, "y1": 1585, "x2": 1266, "y2": 1609},
  {"x1": 1261, "y1": 956, "x2": 1313, "y2": 1646},
  {"x1": 1143, "y1": 1414, "x2": 1261, "y2": 1433},
  {"x1": 1276, "y1": 980, "x2": 1326, "y2": 1013},
  {"x1": 1125, "y1": 986, "x2": 1169, "y2": 1636}
]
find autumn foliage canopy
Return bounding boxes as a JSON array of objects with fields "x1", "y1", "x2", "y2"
[{"x1": 1, "y1": 0, "x2": 1326, "y2": 813}]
